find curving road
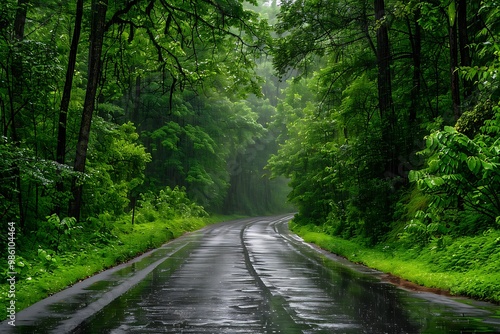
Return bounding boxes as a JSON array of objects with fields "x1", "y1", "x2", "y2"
[{"x1": 2, "y1": 215, "x2": 500, "y2": 333}]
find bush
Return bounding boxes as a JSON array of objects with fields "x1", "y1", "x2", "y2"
[
  {"x1": 407, "y1": 108, "x2": 500, "y2": 241},
  {"x1": 135, "y1": 186, "x2": 207, "y2": 224}
]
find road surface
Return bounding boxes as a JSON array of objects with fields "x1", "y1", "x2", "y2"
[{"x1": 2, "y1": 215, "x2": 500, "y2": 333}]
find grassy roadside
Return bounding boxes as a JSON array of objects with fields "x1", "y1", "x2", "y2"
[
  {"x1": 0, "y1": 214, "x2": 243, "y2": 321},
  {"x1": 290, "y1": 222, "x2": 500, "y2": 304}
]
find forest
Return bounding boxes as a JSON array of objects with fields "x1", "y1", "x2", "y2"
[
  {"x1": 267, "y1": 0, "x2": 500, "y2": 302},
  {"x1": 1, "y1": 0, "x2": 500, "y2": 316}
]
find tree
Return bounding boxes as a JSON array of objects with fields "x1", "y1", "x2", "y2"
[
  {"x1": 55, "y1": 0, "x2": 84, "y2": 214},
  {"x1": 268, "y1": 0, "x2": 500, "y2": 242},
  {"x1": 271, "y1": 0, "x2": 402, "y2": 239},
  {"x1": 9, "y1": 0, "x2": 29, "y2": 228},
  {"x1": 406, "y1": 2, "x2": 500, "y2": 239},
  {"x1": 408, "y1": 4, "x2": 422, "y2": 124},
  {"x1": 1, "y1": 0, "x2": 66, "y2": 227},
  {"x1": 69, "y1": 0, "x2": 109, "y2": 220},
  {"x1": 457, "y1": 0, "x2": 472, "y2": 99},
  {"x1": 448, "y1": 0, "x2": 461, "y2": 120},
  {"x1": 374, "y1": 0, "x2": 396, "y2": 176}
]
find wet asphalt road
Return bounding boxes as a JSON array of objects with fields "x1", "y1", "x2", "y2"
[{"x1": 2, "y1": 215, "x2": 500, "y2": 333}]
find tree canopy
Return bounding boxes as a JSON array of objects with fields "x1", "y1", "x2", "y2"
[{"x1": 268, "y1": 0, "x2": 500, "y2": 244}]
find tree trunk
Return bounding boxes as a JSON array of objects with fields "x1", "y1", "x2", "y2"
[
  {"x1": 69, "y1": 0, "x2": 108, "y2": 220},
  {"x1": 13, "y1": 0, "x2": 27, "y2": 42},
  {"x1": 10, "y1": 0, "x2": 28, "y2": 228},
  {"x1": 457, "y1": 0, "x2": 471, "y2": 99},
  {"x1": 374, "y1": 0, "x2": 396, "y2": 177},
  {"x1": 133, "y1": 74, "x2": 141, "y2": 125},
  {"x1": 11, "y1": 0, "x2": 28, "y2": 116},
  {"x1": 374, "y1": 0, "x2": 393, "y2": 119},
  {"x1": 408, "y1": 8, "x2": 421, "y2": 124},
  {"x1": 449, "y1": 4, "x2": 461, "y2": 121},
  {"x1": 55, "y1": 0, "x2": 83, "y2": 214},
  {"x1": 57, "y1": 0, "x2": 84, "y2": 166}
]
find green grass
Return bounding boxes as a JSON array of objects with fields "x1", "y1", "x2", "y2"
[
  {"x1": 0, "y1": 214, "x2": 240, "y2": 321},
  {"x1": 291, "y1": 223, "x2": 500, "y2": 304}
]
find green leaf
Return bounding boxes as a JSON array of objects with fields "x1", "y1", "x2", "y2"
[
  {"x1": 433, "y1": 177, "x2": 445, "y2": 186},
  {"x1": 426, "y1": 135, "x2": 436, "y2": 150},
  {"x1": 448, "y1": 1, "x2": 456, "y2": 27},
  {"x1": 482, "y1": 161, "x2": 493, "y2": 170},
  {"x1": 467, "y1": 156, "x2": 478, "y2": 173},
  {"x1": 443, "y1": 126, "x2": 456, "y2": 134},
  {"x1": 408, "y1": 170, "x2": 420, "y2": 183},
  {"x1": 467, "y1": 156, "x2": 486, "y2": 174},
  {"x1": 424, "y1": 178, "x2": 434, "y2": 189}
]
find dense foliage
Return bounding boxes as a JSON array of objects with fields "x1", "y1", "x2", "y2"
[
  {"x1": 0, "y1": 0, "x2": 290, "y2": 315},
  {"x1": 0, "y1": 0, "x2": 289, "y2": 245},
  {"x1": 268, "y1": 0, "x2": 500, "y2": 247}
]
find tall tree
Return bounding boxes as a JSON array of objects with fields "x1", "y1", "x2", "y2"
[
  {"x1": 56, "y1": 0, "x2": 84, "y2": 167},
  {"x1": 10, "y1": 0, "x2": 29, "y2": 227},
  {"x1": 448, "y1": 0, "x2": 461, "y2": 121},
  {"x1": 55, "y1": 0, "x2": 84, "y2": 214},
  {"x1": 374, "y1": 0, "x2": 396, "y2": 176},
  {"x1": 69, "y1": 0, "x2": 108, "y2": 220},
  {"x1": 457, "y1": 0, "x2": 471, "y2": 99},
  {"x1": 407, "y1": 6, "x2": 422, "y2": 124},
  {"x1": 68, "y1": 0, "x2": 268, "y2": 219}
]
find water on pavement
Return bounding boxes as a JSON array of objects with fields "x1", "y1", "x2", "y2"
[{"x1": 3, "y1": 215, "x2": 500, "y2": 333}]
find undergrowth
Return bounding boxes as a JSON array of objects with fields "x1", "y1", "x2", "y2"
[{"x1": 290, "y1": 221, "x2": 500, "y2": 304}]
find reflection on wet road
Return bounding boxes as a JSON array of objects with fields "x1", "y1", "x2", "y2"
[{"x1": 3, "y1": 215, "x2": 500, "y2": 333}]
